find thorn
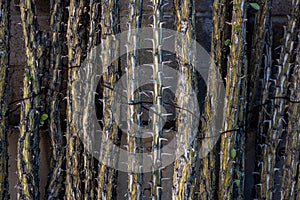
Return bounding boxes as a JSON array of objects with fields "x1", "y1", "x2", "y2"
[
  {"x1": 274, "y1": 168, "x2": 280, "y2": 172},
  {"x1": 162, "y1": 86, "x2": 172, "y2": 90},
  {"x1": 161, "y1": 152, "x2": 172, "y2": 156},
  {"x1": 139, "y1": 90, "x2": 150, "y2": 97},
  {"x1": 162, "y1": 60, "x2": 172, "y2": 65},
  {"x1": 143, "y1": 63, "x2": 154, "y2": 68},
  {"x1": 147, "y1": 5, "x2": 154, "y2": 9},
  {"x1": 161, "y1": 113, "x2": 173, "y2": 117},
  {"x1": 162, "y1": 35, "x2": 173, "y2": 42},
  {"x1": 161, "y1": 3, "x2": 169, "y2": 9},
  {"x1": 159, "y1": 137, "x2": 168, "y2": 142}
]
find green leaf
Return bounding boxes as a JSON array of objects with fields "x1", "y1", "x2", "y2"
[
  {"x1": 234, "y1": 24, "x2": 240, "y2": 32},
  {"x1": 41, "y1": 114, "x2": 48, "y2": 121},
  {"x1": 249, "y1": 3, "x2": 260, "y2": 10},
  {"x1": 230, "y1": 148, "x2": 237, "y2": 159},
  {"x1": 224, "y1": 39, "x2": 231, "y2": 46},
  {"x1": 25, "y1": 73, "x2": 32, "y2": 80},
  {"x1": 40, "y1": 114, "x2": 48, "y2": 126}
]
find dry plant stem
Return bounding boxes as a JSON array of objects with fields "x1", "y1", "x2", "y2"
[
  {"x1": 212, "y1": 0, "x2": 231, "y2": 79},
  {"x1": 18, "y1": 0, "x2": 44, "y2": 199},
  {"x1": 280, "y1": 34, "x2": 300, "y2": 199},
  {"x1": 198, "y1": 1, "x2": 230, "y2": 199},
  {"x1": 236, "y1": 41, "x2": 247, "y2": 200},
  {"x1": 150, "y1": 0, "x2": 164, "y2": 199},
  {"x1": 65, "y1": 0, "x2": 85, "y2": 199},
  {"x1": 172, "y1": 0, "x2": 198, "y2": 199},
  {"x1": 96, "y1": 0, "x2": 120, "y2": 199},
  {"x1": 248, "y1": 0, "x2": 271, "y2": 108},
  {"x1": 79, "y1": 1, "x2": 102, "y2": 199},
  {"x1": 45, "y1": 0, "x2": 65, "y2": 198},
  {"x1": 254, "y1": 5, "x2": 273, "y2": 198},
  {"x1": 248, "y1": 3, "x2": 271, "y2": 186},
  {"x1": 218, "y1": 0, "x2": 247, "y2": 199},
  {"x1": 0, "y1": 0, "x2": 10, "y2": 199},
  {"x1": 261, "y1": 1, "x2": 299, "y2": 199},
  {"x1": 127, "y1": 0, "x2": 143, "y2": 199}
]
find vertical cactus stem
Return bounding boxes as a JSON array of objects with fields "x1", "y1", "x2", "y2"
[
  {"x1": 198, "y1": 1, "x2": 230, "y2": 199},
  {"x1": 236, "y1": 2, "x2": 248, "y2": 200},
  {"x1": 127, "y1": 0, "x2": 143, "y2": 199},
  {"x1": 236, "y1": 48, "x2": 247, "y2": 200},
  {"x1": 172, "y1": 0, "x2": 198, "y2": 199},
  {"x1": 248, "y1": 0, "x2": 271, "y2": 109},
  {"x1": 17, "y1": 0, "x2": 43, "y2": 199},
  {"x1": 45, "y1": 0, "x2": 66, "y2": 198},
  {"x1": 248, "y1": 1, "x2": 273, "y2": 198},
  {"x1": 96, "y1": 0, "x2": 120, "y2": 199},
  {"x1": 0, "y1": 0, "x2": 10, "y2": 199},
  {"x1": 66, "y1": 0, "x2": 85, "y2": 199},
  {"x1": 280, "y1": 38, "x2": 300, "y2": 199},
  {"x1": 49, "y1": 0, "x2": 64, "y2": 168},
  {"x1": 247, "y1": 4, "x2": 271, "y2": 191},
  {"x1": 261, "y1": 1, "x2": 299, "y2": 199},
  {"x1": 212, "y1": 0, "x2": 231, "y2": 80},
  {"x1": 253, "y1": 6, "x2": 273, "y2": 198},
  {"x1": 218, "y1": 0, "x2": 247, "y2": 199},
  {"x1": 77, "y1": 1, "x2": 102, "y2": 199},
  {"x1": 150, "y1": 0, "x2": 164, "y2": 199}
]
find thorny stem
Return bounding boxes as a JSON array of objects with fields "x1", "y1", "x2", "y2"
[
  {"x1": 248, "y1": 0, "x2": 272, "y2": 109},
  {"x1": 127, "y1": 0, "x2": 143, "y2": 199},
  {"x1": 218, "y1": 0, "x2": 247, "y2": 199},
  {"x1": 0, "y1": 0, "x2": 10, "y2": 199},
  {"x1": 45, "y1": 0, "x2": 67, "y2": 198},
  {"x1": 150, "y1": 0, "x2": 164, "y2": 199},
  {"x1": 212, "y1": 0, "x2": 231, "y2": 81},
  {"x1": 260, "y1": 1, "x2": 299, "y2": 199},
  {"x1": 247, "y1": 4, "x2": 272, "y2": 197},
  {"x1": 18, "y1": 0, "x2": 44, "y2": 199},
  {"x1": 253, "y1": 4, "x2": 273, "y2": 198},
  {"x1": 96, "y1": 0, "x2": 120, "y2": 199},
  {"x1": 172, "y1": 0, "x2": 198, "y2": 199},
  {"x1": 77, "y1": 1, "x2": 101, "y2": 199},
  {"x1": 280, "y1": 33, "x2": 300, "y2": 199},
  {"x1": 65, "y1": 0, "x2": 86, "y2": 199},
  {"x1": 198, "y1": 0, "x2": 230, "y2": 199}
]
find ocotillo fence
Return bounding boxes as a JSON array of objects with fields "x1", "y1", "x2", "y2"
[{"x1": 0, "y1": 0, "x2": 299, "y2": 199}]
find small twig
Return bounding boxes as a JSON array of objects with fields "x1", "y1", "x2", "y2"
[
  {"x1": 269, "y1": 96, "x2": 300, "y2": 103},
  {"x1": 9, "y1": 93, "x2": 41, "y2": 106}
]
